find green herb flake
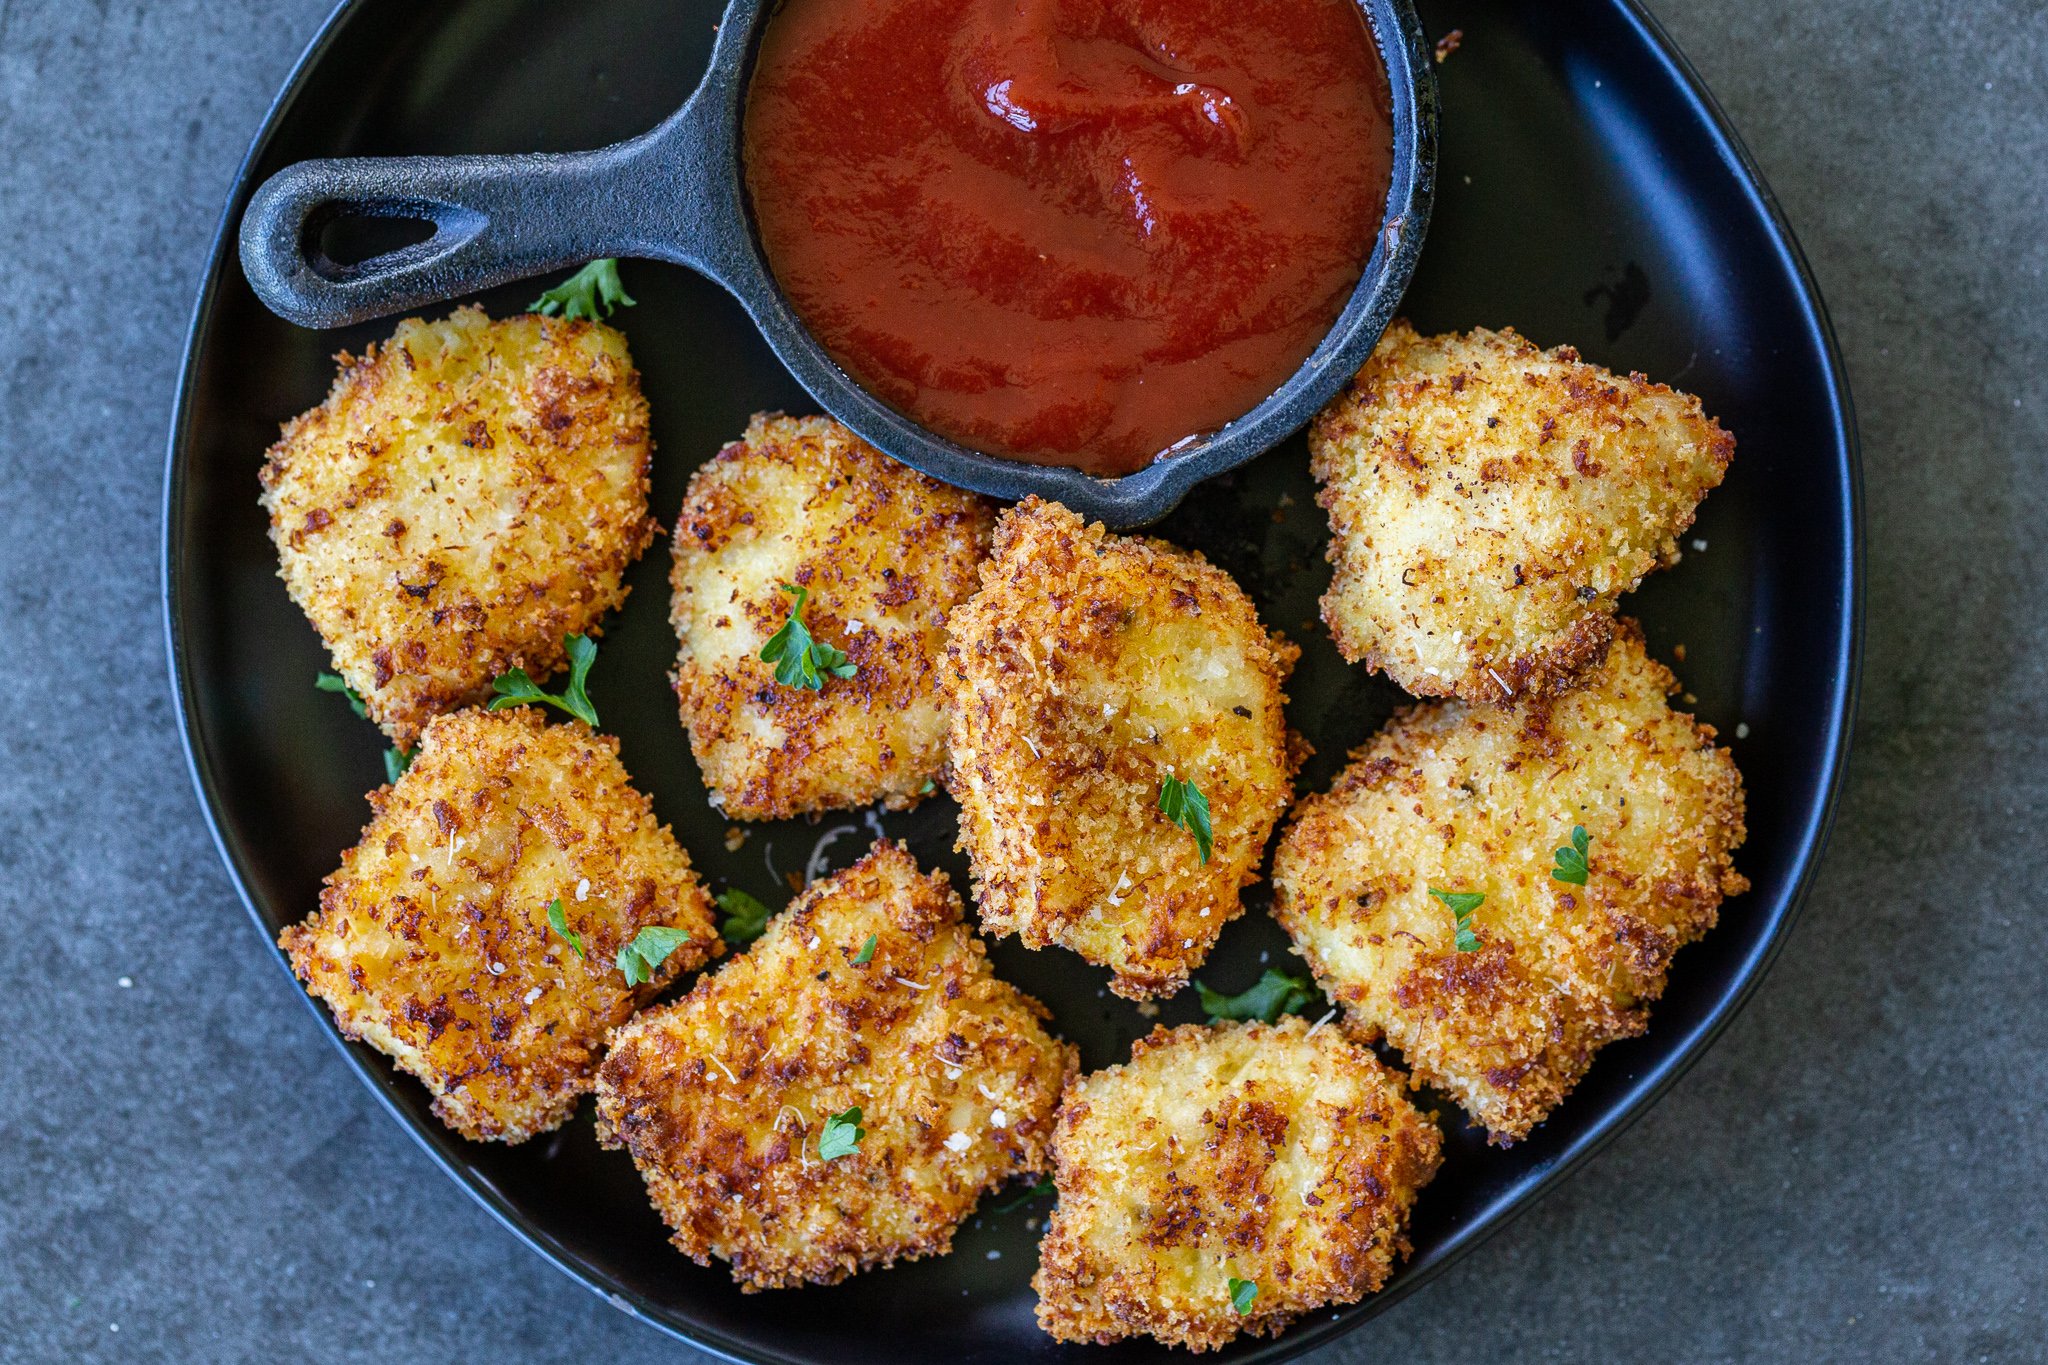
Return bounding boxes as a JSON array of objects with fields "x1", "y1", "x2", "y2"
[
  {"x1": 853, "y1": 933, "x2": 878, "y2": 965},
  {"x1": 527, "y1": 259, "x2": 636, "y2": 322},
  {"x1": 382, "y1": 747, "x2": 414, "y2": 784},
  {"x1": 759, "y1": 584, "x2": 857, "y2": 691},
  {"x1": 1196, "y1": 969, "x2": 1318, "y2": 1024},
  {"x1": 545, "y1": 898, "x2": 584, "y2": 959},
  {"x1": 1428, "y1": 887, "x2": 1486, "y2": 953},
  {"x1": 488, "y1": 633, "x2": 599, "y2": 727},
  {"x1": 818, "y1": 1105, "x2": 866, "y2": 1160},
  {"x1": 1157, "y1": 773, "x2": 1213, "y2": 864},
  {"x1": 1228, "y1": 1277, "x2": 1258, "y2": 1314},
  {"x1": 716, "y1": 888, "x2": 774, "y2": 945},
  {"x1": 616, "y1": 925, "x2": 692, "y2": 986},
  {"x1": 1551, "y1": 824, "x2": 1591, "y2": 886},
  {"x1": 992, "y1": 1177, "x2": 1056, "y2": 1214},
  {"x1": 315, "y1": 671, "x2": 367, "y2": 718}
]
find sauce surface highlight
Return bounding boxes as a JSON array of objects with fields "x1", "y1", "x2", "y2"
[{"x1": 744, "y1": 0, "x2": 1393, "y2": 476}]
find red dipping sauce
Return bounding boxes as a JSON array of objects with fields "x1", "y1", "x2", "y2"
[{"x1": 744, "y1": 0, "x2": 1394, "y2": 476}]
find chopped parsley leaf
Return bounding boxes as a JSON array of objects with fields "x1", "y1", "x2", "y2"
[
  {"x1": 716, "y1": 888, "x2": 773, "y2": 945},
  {"x1": 759, "y1": 584, "x2": 857, "y2": 691},
  {"x1": 1196, "y1": 969, "x2": 1318, "y2": 1024},
  {"x1": 545, "y1": 898, "x2": 584, "y2": 959},
  {"x1": 1428, "y1": 887, "x2": 1485, "y2": 952},
  {"x1": 853, "y1": 933, "x2": 877, "y2": 965},
  {"x1": 1228, "y1": 1277, "x2": 1258, "y2": 1314},
  {"x1": 527, "y1": 259, "x2": 636, "y2": 322},
  {"x1": 1157, "y1": 773, "x2": 1213, "y2": 864},
  {"x1": 1551, "y1": 824, "x2": 1591, "y2": 885},
  {"x1": 616, "y1": 926, "x2": 692, "y2": 986},
  {"x1": 818, "y1": 1105, "x2": 865, "y2": 1160},
  {"x1": 488, "y1": 633, "x2": 599, "y2": 727}
]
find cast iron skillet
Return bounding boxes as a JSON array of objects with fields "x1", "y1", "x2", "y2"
[
  {"x1": 164, "y1": 2, "x2": 1862, "y2": 1362},
  {"x1": 235, "y1": 0, "x2": 1437, "y2": 527}
]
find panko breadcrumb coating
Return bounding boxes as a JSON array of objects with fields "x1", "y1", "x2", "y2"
[
  {"x1": 1309, "y1": 320, "x2": 1735, "y2": 703},
  {"x1": 260, "y1": 305, "x2": 657, "y2": 747},
  {"x1": 943, "y1": 499, "x2": 1300, "y2": 999},
  {"x1": 1033, "y1": 1019, "x2": 1442, "y2": 1352},
  {"x1": 670, "y1": 414, "x2": 997, "y2": 819},
  {"x1": 1271, "y1": 622, "x2": 1746, "y2": 1143},
  {"x1": 594, "y1": 840, "x2": 1073, "y2": 1290},
  {"x1": 279, "y1": 707, "x2": 719, "y2": 1143}
]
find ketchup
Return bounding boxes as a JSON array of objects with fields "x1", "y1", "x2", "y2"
[{"x1": 744, "y1": 0, "x2": 1393, "y2": 476}]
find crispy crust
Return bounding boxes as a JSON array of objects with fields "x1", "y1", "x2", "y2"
[
  {"x1": 278, "y1": 708, "x2": 719, "y2": 1143},
  {"x1": 669, "y1": 414, "x2": 997, "y2": 819},
  {"x1": 594, "y1": 841, "x2": 1075, "y2": 1290},
  {"x1": 942, "y1": 498, "x2": 1300, "y2": 999},
  {"x1": 1033, "y1": 1019, "x2": 1442, "y2": 1352},
  {"x1": 1271, "y1": 622, "x2": 1747, "y2": 1142},
  {"x1": 1309, "y1": 320, "x2": 1735, "y2": 704},
  {"x1": 259, "y1": 305, "x2": 657, "y2": 746}
]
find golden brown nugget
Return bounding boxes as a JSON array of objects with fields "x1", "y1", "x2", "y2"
[
  {"x1": 1271, "y1": 623, "x2": 1746, "y2": 1143},
  {"x1": 594, "y1": 840, "x2": 1073, "y2": 1290},
  {"x1": 1310, "y1": 320, "x2": 1734, "y2": 703},
  {"x1": 944, "y1": 498, "x2": 1299, "y2": 999},
  {"x1": 670, "y1": 414, "x2": 997, "y2": 819},
  {"x1": 279, "y1": 708, "x2": 719, "y2": 1142},
  {"x1": 1033, "y1": 1019, "x2": 1441, "y2": 1352},
  {"x1": 260, "y1": 305, "x2": 656, "y2": 746}
]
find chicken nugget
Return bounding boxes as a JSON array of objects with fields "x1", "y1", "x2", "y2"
[
  {"x1": 594, "y1": 840, "x2": 1073, "y2": 1290},
  {"x1": 1271, "y1": 621, "x2": 1746, "y2": 1142},
  {"x1": 944, "y1": 498, "x2": 1299, "y2": 999},
  {"x1": 1310, "y1": 320, "x2": 1734, "y2": 703},
  {"x1": 670, "y1": 414, "x2": 997, "y2": 819},
  {"x1": 260, "y1": 305, "x2": 656, "y2": 747},
  {"x1": 1033, "y1": 1018, "x2": 1441, "y2": 1351},
  {"x1": 279, "y1": 707, "x2": 719, "y2": 1142}
]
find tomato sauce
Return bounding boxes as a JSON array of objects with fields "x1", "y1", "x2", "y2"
[{"x1": 744, "y1": 0, "x2": 1393, "y2": 476}]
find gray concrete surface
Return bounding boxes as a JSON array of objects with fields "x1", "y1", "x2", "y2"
[{"x1": 2, "y1": 0, "x2": 2043, "y2": 1361}]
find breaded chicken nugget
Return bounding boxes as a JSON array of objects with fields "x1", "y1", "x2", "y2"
[
  {"x1": 1033, "y1": 1019, "x2": 1442, "y2": 1351},
  {"x1": 594, "y1": 840, "x2": 1073, "y2": 1290},
  {"x1": 944, "y1": 499, "x2": 1299, "y2": 999},
  {"x1": 1271, "y1": 622, "x2": 1746, "y2": 1143},
  {"x1": 1310, "y1": 320, "x2": 1734, "y2": 703},
  {"x1": 670, "y1": 415, "x2": 997, "y2": 819},
  {"x1": 279, "y1": 707, "x2": 719, "y2": 1142},
  {"x1": 260, "y1": 305, "x2": 656, "y2": 747}
]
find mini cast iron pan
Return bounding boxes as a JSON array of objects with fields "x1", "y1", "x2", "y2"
[{"x1": 237, "y1": 0, "x2": 1437, "y2": 526}]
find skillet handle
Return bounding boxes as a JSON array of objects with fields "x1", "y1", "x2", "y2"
[{"x1": 238, "y1": 129, "x2": 696, "y2": 329}]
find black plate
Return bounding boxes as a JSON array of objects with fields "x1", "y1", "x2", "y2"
[{"x1": 163, "y1": 2, "x2": 1861, "y2": 1362}]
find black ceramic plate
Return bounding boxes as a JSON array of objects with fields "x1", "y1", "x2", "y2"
[{"x1": 164, "y1": 2, "x2": 1861, "y2": 1362}]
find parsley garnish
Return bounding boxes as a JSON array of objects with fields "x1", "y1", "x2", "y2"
[
  {"x1": 854, "y1": 934, "x2": 877, "y2": 965},
  {"x1": 315, "y1": 671, "x2": 367, "y2": 718},
  {"x1": 545, "y1": 898, "x2": 584, "y2": 959},
  {"x1": 527, "y1": 259, "x2": 636, "y2": 322},
  {"x1": 1427, "y1": 888, "x2": 1485, "y2": 952},
  {"x1": 716, "y1": 888, "x2": 773, "y2": 945},
  {"x1": 760, "y1": 584, "x2": 857, "y2": 690},
  {"x1": 1551, "y1": 825, "x2": 1591, "y2": 885},
  {"x1": 1196, "y1": 969, "x2": 1318, "y2": 1024},
  {"x1": 818, "y1": 1106, "x2": 866, "y2": 1160},
  {"x1": 1228, "y1": 1277, "x2": 1258, "y2": 1314},
  {"x1": 992, "y1": 1177, "x2": 1056, "y2": 1213},
  {"x1": 616, "y1": 926, "x2": 692, "y2": 986},
  {"x1": 1157, "y1": 773, "x2": 1213, "y2": 864},
  {"x1": 382, "y1": 747, "x2": 414, "y2": 784},
  {"x1": 489, "y1": 633, "x2": 599, "y2": 727}
]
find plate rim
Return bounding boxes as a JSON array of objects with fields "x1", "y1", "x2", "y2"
[{"x1": 160, "y1": 1, "x2": 1864, "y2": 1361}]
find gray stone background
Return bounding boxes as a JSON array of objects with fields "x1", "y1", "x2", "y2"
[{"x1": 2, "y1": 0, "x2": 2042, "y2": 1360}]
